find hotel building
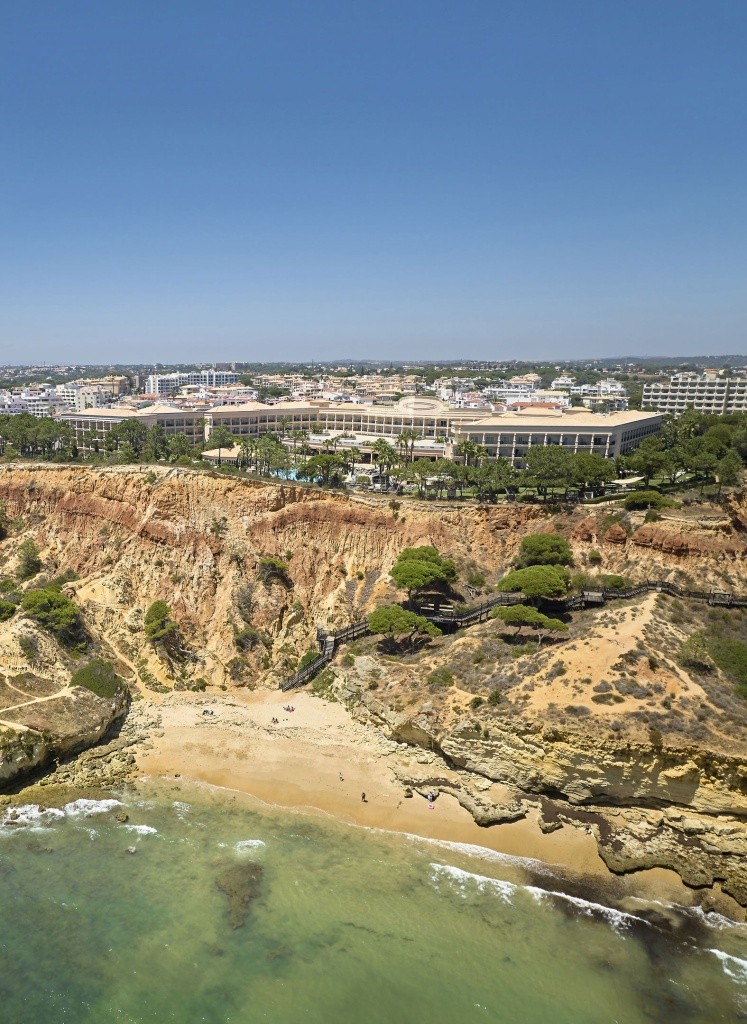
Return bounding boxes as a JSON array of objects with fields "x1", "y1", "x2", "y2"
[{"x1": 61, "y1": 396, "x2": 662, "y2": 466}]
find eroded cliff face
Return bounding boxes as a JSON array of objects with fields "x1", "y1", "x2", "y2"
[
  {"x1": 0, "y1": 465, "x2": 558, "y2": 689},
  {"x1": 1, "y1": 465, "x2": 745, "y2": 692}
]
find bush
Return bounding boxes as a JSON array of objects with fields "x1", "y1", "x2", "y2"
[
  {"x1": 487, "y1": 689, "x2": 503, "y2": 706},
  {"x1": 20, "y1": 587, "x2": 85, "y2": 648},
  {"x1": 588, "y1": 550, "x2": 602, "y2": 565},
  {"x1": 234, "y1": 627, "x2": 263, "y2": 651},
  {"x1": 705, "y1": 636, "x2": 747, "y2": 689},
  {"x1": 18, "y1": 635, "x2": 39, "y2": 662},
  {"x1": 16, "y1": 539, "x2": 42, "y2": 580},
  {"x1": 517, "y1": 533, "x2": 573, "y2": 568},
  {"x1": 428, "y1": 667, "x2": 454, "y2": 688},
  {"x1": 678, "y1": 632, "x2": 712, "y2": 672},
  {"x1": 498, "y1": 565, "x2": 570, "y2": 599},
  {"x1": 623, "y1": 490, "x2": 676, "y2": 511},
  {"x1": 599, "y1": 574, "x2": 632, "y2": 591},
  {"x1": 0, "y1": 600, "x2": 15, "y2": 622},
  {"x1": 466, "y1": 571, "x2": 486, "y2": 588},
  {"x1": 71, "y1": 659, "x2": 125, "y2": 699},
  {"x1": 235, "y1": 584, "x2": 254, "y2": 624},
  {"x1": 258, "y1": 557, "x2": 292, "y2": 587},
  {"x1": 313, "y1": 669, "x2": 335, "y2": 695},
  {"x1": 470, "y1": 696, "x2": 484, "y2": 709},
  {"x1": 144, "y1": 601, "x2": 177, "y2": 646},
  {"x1": 298, "y1": 649, "x2": 319, "y2": 671}
]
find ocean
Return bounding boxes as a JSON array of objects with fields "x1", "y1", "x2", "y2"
[{"x1": 1, "y1": 781, "x2": 745, "y2": 1023}]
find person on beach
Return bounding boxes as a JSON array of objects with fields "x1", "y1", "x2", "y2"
[{"x1": 361, "y1": 792, "x2": 367, "y2": 802}]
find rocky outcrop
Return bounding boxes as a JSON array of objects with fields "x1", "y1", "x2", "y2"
[
  {"x1": 0, "y1": 686, "x2": 128, "y2": 790},
  {"x1": 631, "y1": 524, "x2": 744, "y2": 558},
  {"x1": 391, "y1": 714, "x2": 747, "y2": 817}
]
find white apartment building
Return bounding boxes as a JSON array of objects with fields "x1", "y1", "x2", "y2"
[
  {"x1": 145, "y1": 371, "x2": 240, "y2": 394},
  {"x1": 61, "y1": 396, "x2": 662, "y2": 466},
  {"x1": 643, "y1": 375, "x2": 747, "y2": 416},
  {"x1": 54, "y1": 384, "x2": 111, "y2": 412}
]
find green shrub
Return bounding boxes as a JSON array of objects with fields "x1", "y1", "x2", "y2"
[
  {"x1": 599, "y1": 574, "x2": 631, "y2": 591},
  {"x1": 258, "y1": 557, "x2": 291, "y2": 586},
  {"x1": 466, "y1": 571, "x2": 486, "y2": 588},
  {"x1": 71, "y1": 659, "x2": 125, "y2": 699},
  {"x1": 678, "y1": 631, "x2": 712, "y2": 672},
  {"x1": 20, "y1": 587, "x2": 85, "y2": 648},
  {"x1": 234, "y1": 626, "x2": 263, "y2": 651},
  {"x1": 487, "y1": 688, "x2": 503, "y2": 705},
  {"x1": 470, "y1": 696, "x2": 484, "y2": 709},
  {"x1": 312, "y1": 669, "x2": 335, "y2": 695},
  {"x1": 47, "y1": 569, "x2": 78, "y2": 590},
  {"x1": 588, "y1": 550, "x2": 602, "y2": 565},
  {"x1": 144, "y1": 601, "x2": 177, "y2": 645},
  {"x1": 298, "y1": 649, "x2": 319, "y2": 671},
  {"x1": 428, "y1": 667, "x2": 454, "y2": 687},
  {"x1": 511, "y1": 643, "x2": 535, "y2": 659},
  {"x1": 0, "y1": 600, "x2": 15, "y2": 622},
  {"x1": 16, "y1": 539, "x2": 42, "y2": 580},
  {"x1": 623, "y1": 490, "x2": 676, "y2": 511},
  {"x1": 18, "y1": 635, "x2": 39, "y2": 661},
  {"x1": 517, "y1": 533, "x2": 573, "y2": 568},
  {"x1": 705, "y1": 636, "x2": 747, "y2": 689}
]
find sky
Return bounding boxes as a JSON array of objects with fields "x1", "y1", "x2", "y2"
[{"x1": 1, "y1": 0, "x2": 745, "y2": 364}]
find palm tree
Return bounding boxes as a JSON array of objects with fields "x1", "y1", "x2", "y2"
[{"x1": 372, "y1": 439, "x2": 397, "y2": 485}]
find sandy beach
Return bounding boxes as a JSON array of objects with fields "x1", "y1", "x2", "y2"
[{"x1": 136, "y1": 688, "x2": 694, "y2": 907}]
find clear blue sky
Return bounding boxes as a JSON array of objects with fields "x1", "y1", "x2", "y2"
[{"x1": 1, "y1": 1, "x2": 745, "y2": 364}]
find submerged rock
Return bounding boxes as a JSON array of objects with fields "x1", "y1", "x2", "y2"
[{"x1": 216, "y1": 863, "x2": 264, "y2": 929}]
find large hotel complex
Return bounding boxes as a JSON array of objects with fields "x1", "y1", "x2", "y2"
[{"x1": 61, "y1": 396, "x2": 663, "y2": 466}]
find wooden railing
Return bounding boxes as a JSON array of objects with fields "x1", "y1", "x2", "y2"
[{"x1": 280, "y1": 578, "x2": 747, "y2": 690}]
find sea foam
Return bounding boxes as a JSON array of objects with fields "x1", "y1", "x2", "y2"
[
  {"x1": 1, "y1": 798, "x2": 121, "y2": 831},
  {"x1": 708, "y1": 949, "x2": 747, "y2": 983},
  {"x1": 525, "y1": 885, "x2": 645, "y2": 931},
  {"x1": 429, "y1": 863, "x2": 516, "y2": 903},
  {"x1": 235, "y1": 839, "x2": 266, "y2": 853},
  {"x1": 123, "y1": 824, "x2": 158, "y2": 836}
]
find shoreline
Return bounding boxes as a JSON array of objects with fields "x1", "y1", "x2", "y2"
[{"x1": 133, "y1": 688, "x2": 711, "y2": 914}]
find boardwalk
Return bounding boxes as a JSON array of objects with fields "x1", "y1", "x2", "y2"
[{"x1": 281, "y1": 578, "x2": 747, "y2": 691}]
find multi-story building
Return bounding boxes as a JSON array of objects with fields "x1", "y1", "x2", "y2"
[
  {"x1": 643, "y1": 375, "x2": 747, "y2": 416},
  {"x1": 61, "y1": 396, "x2": 662, "y2": 466},
  {"x1": 144, "y1": 371, "x2": 240, "y2": 394},
  {"x1": 455, "y1": 407, "x2": 662, "y2": 464}
]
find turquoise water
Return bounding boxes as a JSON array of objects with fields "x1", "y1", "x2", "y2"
[{"x1": 1, "y1": 783, "x2": 746, "y2": 1024}]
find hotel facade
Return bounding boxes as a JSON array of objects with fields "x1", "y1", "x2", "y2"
[{"x1": 60, "y1": 396, "x2": 662, "y2": 466}]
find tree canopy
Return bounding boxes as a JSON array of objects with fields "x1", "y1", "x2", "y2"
[
  {"x1": 390, "y1": 546, "x2": 457, "y2": 599},
  {"x1": 517, "y1": 533, "x2": 573, "y2": 567},
  {"x1": 21, "y1": 587, "x2": 84, "y2": 647},
  {"x1": 144, "y1": 600, "x2": 178, "y2": 646},
  {"x1": 491, "y1": 603, "x2": 567, "y2": 644},
  {"x1": 367, "y1": 605, "x2": 441, "y2": 651},
  {"x1": 497, "y1": 565, "x2": 570, "y2": 599}
]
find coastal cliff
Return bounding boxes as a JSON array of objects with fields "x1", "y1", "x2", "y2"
[{"x1": 1, "y1": 464, "x2": 747, "y2": 908}]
